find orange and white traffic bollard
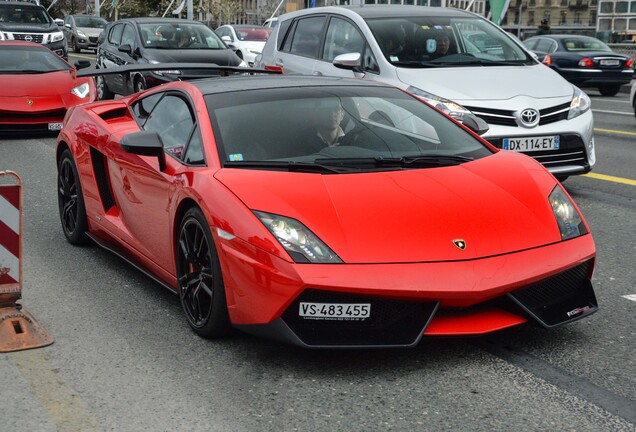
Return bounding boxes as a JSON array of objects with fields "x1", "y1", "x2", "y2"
[{"x1": 0, "y1": 170, "x2": 53, "y2": 352}]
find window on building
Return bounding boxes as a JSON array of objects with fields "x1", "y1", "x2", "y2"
[
  {"x1": 560, "y1": 11, "x2": 567, "y2": 24},
  {"x1": 615, "y1": 18, "x2": 627, "y2": 30},
  {"x1": 598, "y1": 18, "x2": 612, "y2": 30},
  {"x1": 561, "y1": 0, "x2": 567, "y2": 6},
  {"x1": 629, "y1": 18, "x2": 636, "y2": 29},
  {"x1": 600, "y1": 1, "x2": 614, "y2": 13},
  {"x1": 616, "y1": 1, "x2": 629, "y2": 12},
  {"x1": 631, "y1": 1, "x2": 636, "y2": 13},
  {"x1": 528, "y1": 11, "x2": 535, "y2": 26},
  {"x1": 529, "y1": 0, "x2": 536, "y2": 6},
  {"x1": 574, "y1": 12, "x2": 581, "y2": 24}
]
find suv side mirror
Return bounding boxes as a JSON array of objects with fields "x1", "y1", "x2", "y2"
[
  {"x1": 462, "y1": 113, "x2": 489, "y2": 136},
  {"x1": 333, "y1": 52, "x2": 361, "y2": 70},
  {"x1": 55, "y1": 18, "x2": 64, "y2": 27},
  {"x1": 221, "y1": 35, "x2": 233, "y2": 43},
  {"x1": 118, "y1": 44, "x2": 133, "y2": 54},
  {"x1": 74, "y1": 60, "x2": 91, "y2": 70}
]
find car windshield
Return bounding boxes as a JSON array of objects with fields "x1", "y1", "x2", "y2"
[
  {"x1": 139, "y1": 22, "x2": 226, "y2": 49},
  {"x1": 366, "y1": 15, "x2": 532, "y2": 67},
  {"x1": 0, "y1": 5, "x2": 51, "y2": 24},
  {"x1": 562, "y1": 37, "x2": 612, "y2": 52},
  {"x1": 0, "y1": 46, "x2": 70, "y2": 74},
  {"x1": 74, "y1": 16, "x2": 107, "y2": 28},
  {"x1": 234, "y1": 27, "x2": 272, "y2": 41},
  {"x1": 206, "y1": 85, "x2": 492, "y2": 173}
]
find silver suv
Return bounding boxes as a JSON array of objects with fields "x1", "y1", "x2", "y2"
[
  {"x1": 62, "y1": 14, "x2": 107, "y2": 53},
  {"x1": 257, "y1": 6, "x2": 595, "y2": 180}
]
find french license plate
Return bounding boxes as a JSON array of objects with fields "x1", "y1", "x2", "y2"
[
  {"x1": 503, "y1": 135, "x2": 559, "y2": 152},
  {"x1": 48, "y1": 122, "x2": 63, "y2": 131},
  {"x1": 299, "y1": 302, "x2": 371, "y2": 320},
  {"x1": 600, "y1": 59, "x2": 620, "y2": 66}
]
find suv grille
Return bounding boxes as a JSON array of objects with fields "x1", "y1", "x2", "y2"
[
  {"x1": 465, "y1": 102, "x2": 570, "y2": 127},
  {"x1": 12, "y1": 33, "x2": 44, "y2": 43}
]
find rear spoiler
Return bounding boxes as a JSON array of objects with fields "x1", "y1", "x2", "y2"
[{"x1": 77, "y1": 63, "x2": 283, "y2": 78}]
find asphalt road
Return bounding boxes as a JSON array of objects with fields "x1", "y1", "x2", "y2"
[{"x1": 0, "y1": 66, "x2": 635, "y2": 431}]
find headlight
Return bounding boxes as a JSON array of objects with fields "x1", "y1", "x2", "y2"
[
  {"x1": 77, "y1": 31, "x2": 87, "y2": 38},
  {"x1": 567, "y1": 86, "x2": 591, "y2": 120},
  {"x1": 51, "y1": 31, "x2": 64, "y2": 42},
  {"x1": 71, "y1": 82, "x2": 90, "y2": 98},
  {"x1": 549, "y1": 185, "x2": 588, "y2": 240},
  {"x1": 149, "y1": 59, "x2": 181, "y2": 76},
  {"x1": 406, "y1": 86, "x2": 471, "y2": 121},
  {"x1": 254, "y1": 211, "x2": 342, "y2": 264},
  {"x1": 238, "y1": 60, "x2": 248, "y2": 68}
]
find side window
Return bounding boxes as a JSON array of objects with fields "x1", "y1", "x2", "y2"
[
  {"x1": 289, "y1": 16, "x2": 326, "y2": 58},
  {"x1": 522, "y1": 39, "x2": 537, "y2": 50},
  {"x1": 277, "y1": 19, "x2": 293, "y2": 51},
  {"x1": 109, "y1": 24, "x2": 123, "y2": 46},
  {"x1": 184, "y1": 125, "x2": 205, "y2": 165},
  {"x1": 322, "y1": 17, "x2": 364, "y2": 62},
  {"x1": 143, "y1": 94, "x2": 195, "y2": 161},
  {"x1": 362, "y1": 44, "x2": 379, "y2": 73},
  {"x1": 131, "y1": 92, "x2": 163, "y2": 126},
  {"x1": 281, "y1": 20, "x2": 297, "y2": 52},
  {"x1": 535, "y1": 38, "x2": 556, "y2": 53},
  {"x1": 121, "y1": 24, "x2": 136, "y2": 48}
]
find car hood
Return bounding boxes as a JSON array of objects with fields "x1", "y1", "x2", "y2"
[
  {"x1": 77, "y1": 27, "x2": 103, "y2": 37},
  {"x1": 397, "y1": 64, "x2": 573, "y2": 101},
  {"x1": 143, "y1": 48, "x2": 241, "y2": 65},
  {"x1": 0, "y1": 22, "x2": 58, "y2": 32},
  {"x1": 0, "y1": 71, "x2": 91, "y2": 110},
  {"x1": 215, "y1": 152, "x2": 562, "y2": 263}
]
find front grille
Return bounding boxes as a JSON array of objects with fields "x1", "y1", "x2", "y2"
[
  {"x1": 89, "y1": 36, "x2": 98, "y2": 43},
  {"x1": 487, "y1": 134, "x2": 589, "y2": 171},
  {"x1": 508, "y1": 259, "x2": 597, "y2": 327},
  {"x1": 12, "y1": 33, "x2": 44, "y2": 43},
  {"x1": 465, "y1": 102, "x2": 571, "y2": 127},
  {"x1": 281, "y1": 289, "x2": 438, "y2": 347},
  {"x1": 0, "y1": 109, "x2": 66, "y2": 121}
]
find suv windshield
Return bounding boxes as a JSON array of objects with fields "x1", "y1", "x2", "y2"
[
  {"x1": 366, "y1": 16, "x2": 532, "y2": 67},
  {"x1": 74, "y1": 16, "x2": 107, "y2": 28},
  {"x1": 0, "y1": 5, "x2": 52, "y2": 24},
  {"x1": 139, "y1": 22, "x2": 225, "y2": 49},
  {"x1": 206, "y1": 85, "x2": 492, "y2": 173}
]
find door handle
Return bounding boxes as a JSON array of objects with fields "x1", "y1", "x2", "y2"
[{"x1": 275, "y1": 59, "x2": 284, "y2": 67}]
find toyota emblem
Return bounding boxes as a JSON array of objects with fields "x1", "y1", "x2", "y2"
[
  {"x1": 518, "y1": 108, "x2": 540, "y2": 128},
  {"x1": 24, "y1": 35, "x2": 33, "y2": 42}
]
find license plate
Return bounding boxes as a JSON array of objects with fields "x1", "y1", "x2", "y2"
[
  {"x1": 502, "y1": 135, "x2": 559, "y2": 152},
  {"x1": 600, "y1": 59, "x2": 620, "y2": 66},
  {"x1": 299, "y1": 302, "x2": 371, "y2": 320},
  {"x1": 48, "y1": 122, "x2": 63, "y2": 131}
]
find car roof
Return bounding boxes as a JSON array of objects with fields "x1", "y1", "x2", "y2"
[
  {"x1": 113, "y1": 17, "x2": 205, "y2": 25},
  {"x1": 282, "y1": 5, "x2": 474, "y2": 19},
  {"x1": 192, "y1": 75, "x2": 392, "y2": 96}
]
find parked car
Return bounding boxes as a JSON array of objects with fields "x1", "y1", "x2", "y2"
[
  {"x1": 56, "y1": 73, "x2": 597, "y2": 347},
  {"x1": 257, "y1": 6, "x2": 596, "y2": 181},
  {"x1": 263, "y1": 17, "x2": 278, "y2": 28},
  {"x1": 62, "y1": 14, "x2": 108, "y2": 53},
  {"x1": 95, "y1": 17, "x2": 245, "y2": 99},
  {"x1": 0, "y1": 1, "x2": 67, "y2": 59},
  {"x1": 0, "y1": 40, "x2": 94, "y2": 134},
  {"x1": 215, "y1": 24, "x2": 272, "y2": 66},
  {"x1": 523, "y1": 34, "x2": 634, "y2": 97}
]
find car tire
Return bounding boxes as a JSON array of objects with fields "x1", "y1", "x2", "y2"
[
  {"x1": 57, "y1": 149, "x2": 91, "y2": 246},
  {"x1": 555, "y1": 175, "x2": 569, "y2": 183},
  {"x1": 134, "y1": 76, "x2": 146, "y2": 93},
  {"x1": 96, "y1": 73, "x2": 114, "y2": 100},
  {"x1": 72, "y1": 37, "x2": 80, "y2": 53},
  {"x1": 598, "y1": 85, "x2": 621, "y2": 97},
  {"x1": 236, "y1": 50, "x2": 243, "y2": 60},
  {"x1": 176, "y1": 207, "x2": 231, "y2": 339}
]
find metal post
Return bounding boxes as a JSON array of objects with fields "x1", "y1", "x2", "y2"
[
  {"x1": 187, "y1": 0, "x2": 193, "y2": 20},
  {"x1": 95, "y1": 0, "x2": 100, "y2": 17}
]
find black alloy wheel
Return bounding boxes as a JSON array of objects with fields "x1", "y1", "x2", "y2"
[
  {"x1": 134, "y1": 77, "x2": 146, "y2": 93},
  {"x1": 176, "y1": 207, "x2": 230, "y2": 338},
  {"x1": 73, "y1": 37, "x2": 80, "y2": 53},
  {"x1": 96, "y1": 73, "x2": 114, "y2": 100},
  {"x1": 598, "y1": 85, "x2": 621, "y2": 97},
  {"x1": 57, "y1": 149, "x2": 90, "y2": 245}
]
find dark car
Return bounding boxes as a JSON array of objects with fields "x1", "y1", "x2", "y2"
[
  {"x1": 523, "y1": 34, "x2": 634, "y2": 96},
  {"x1": 95, "y1": 17, "x2": 245, "y2": 99},
  {"x1": 0, "y1": 1, "x2": 68, "y2": 59}
]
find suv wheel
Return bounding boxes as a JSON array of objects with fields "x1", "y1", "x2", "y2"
[
  {"x1": 73, "y1": 37, "x2": 80, "y2": 53},
  {"x1": 96, "y1": 74, "x2": 114, "y2": 100}
]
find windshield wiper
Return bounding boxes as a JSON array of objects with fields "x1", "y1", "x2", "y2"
[
  {"x1": 224, "y1": 160, "x2": 356, "y2": 173},
  {"x1": 315, "y1": 155, "x2": 474, "y2": 168}
]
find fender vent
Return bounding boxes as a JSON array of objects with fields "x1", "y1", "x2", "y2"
[{"x1": 90, "y1": 147, "x2": 115, "y2": 211}]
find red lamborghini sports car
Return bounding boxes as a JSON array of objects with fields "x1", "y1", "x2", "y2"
[
  {"x1": 56, "y1": 75, "x2": 598, "y2": 348},
  {"x1": 0, "y1": 41, "x2": 95, "y2": 134}
]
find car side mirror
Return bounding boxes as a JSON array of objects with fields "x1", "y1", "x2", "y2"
[
  {"x1": 118, "y1": 44, "x2": 133, "y2": 54},
  {"x1": 55, "y1": 19, "x2": 64, "y2": 27},
  {"x1": 221, "y1": 35, "x2": 232, "y2": 43},
  {"x1": 333, "y1": 52, "x2": 361, "y2": 71},
  {"x1": 462, "y1": 113, "x2": 489, "y2": 136},
  {"x1": 120, "y1": 131, "x2": 166, "y2": 171},
  {"x1": 74, "y1": 60, "x2": 91, "y2": 70},
  {"x1": 64, "y1": 23, "x2": 71, "y2": 29}
]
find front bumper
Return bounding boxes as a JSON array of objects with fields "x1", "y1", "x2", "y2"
[{"x1": 222, "y1": 234, "x2": 596, "y2": 347}]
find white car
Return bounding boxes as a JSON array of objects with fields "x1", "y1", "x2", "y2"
[
  {"x1": 257, "y1": 6, "x2": 596, "y2": 181},
  {"x1": 215, "y1": 24, "x2": 272, "y2": 66}
]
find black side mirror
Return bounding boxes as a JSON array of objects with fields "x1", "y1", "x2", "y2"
[
  {"x1": 118, "y1": 44, "x2": 133, "y2": 54},
  {"x1": 74, "y1": 60, "x2": 91, "y2": 70},
  {"x1": 462, "y1": 113, "x2": 489, "y2": 136},
  {"x1": 120, "y1": 131, "x2": 166, "y2": 171}
]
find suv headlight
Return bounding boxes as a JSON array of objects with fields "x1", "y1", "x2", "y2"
[
  {"x1": 77, "y1": 31, "x2": 87, "y2": 38},
  {"x1": 549, "y1": 185, "x2": 588, "y2": 240},
  {"x1": 50, "y1": 31, "x2": 64, "y2": 43},
  {"x1": 406, "y1": 86, "x2": 471, "y2": 121},
  {"x1": 567, "y1": 86, "x2": 591, "y2": 120},
  {"x1": 254, "y1": 211, "x2": 342, "y2": 263}
]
